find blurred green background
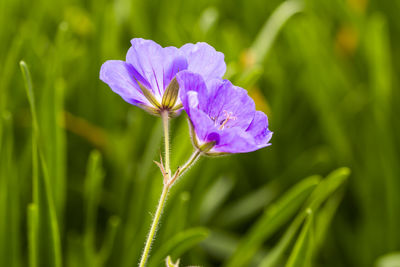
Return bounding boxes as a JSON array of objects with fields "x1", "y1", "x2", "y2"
[{"x1": 1, "y1": 0, "x2": 400, "y2": 266}]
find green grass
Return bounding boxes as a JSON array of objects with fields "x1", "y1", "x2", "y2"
[{"x1": 1, "y1": 0, "x2": 400, "y2": 266}]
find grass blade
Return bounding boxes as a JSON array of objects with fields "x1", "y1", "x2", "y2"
[
  {"x1": 225, "y1": 175, "x2": 320, "y2": 267},
  {"x1": 250, "y1": 0, "x2": 303, "y2": 64},
  {"x1": 148, "y1": 227, "x2": 209, "y2": 267},
  {"x1": 315, "y1": 190, "x2": 345, "y2": 249},
  {"x1": 198, "y1": 176, "x2": 235, "y2": 223},
  {"x1": 286, "y1": 209, "x2": 314, "y2": 267},
  {"x1": 0, "y1": 112, "x2": 21, "y2": 267},
  {"x1": 304, "y1": 167, "x2": 350, "y2": 212},
  {"x1": 98, "y1": 216, "x2": 121, "y2": 266},
  {"x1": 375, "y1": 253, "x2": 400, "y2": 267},
  {"x1": 84, "y1": 150, "x2": 105, "y2": 264},
  {"x1": 258, "y1": 212, "x2": 305, "y2": 267},
  {"x1": 27, "y1": 204, "x2": 38, "y2": 267},
  {"x1": 260, "y1": 168, "x2": 349, "y2": 267},
  {"x1": 214, "y1": 182, "x2": 278, "y2": 228},
  {"x1": 236, "y1": 0, "x2": 302, "y2": 87},
  {"x1": 20, "y1": 60, "x2": 62, "y2": 267}
]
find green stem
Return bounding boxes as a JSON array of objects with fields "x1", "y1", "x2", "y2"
[
  {"x1": 161, "y1": 111, "x2": 170, "y2": 178},
  {"x1": 179, "y1": 150, "x2": 200, "y2": 175},
  {"x1": 138, "y1": 113, "x2": 202, "y2": 267},
  {"x1": 138, "y1": 184, "x2": 169, "y2": 267},
  {"x1": 138, "y1": 110, "x2": 171, "y2": 267},
  {"x1": 168, "y1": 150, "x2": 201, "y2": 186}
]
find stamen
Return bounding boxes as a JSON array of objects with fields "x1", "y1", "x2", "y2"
[{"x1": 219, "y1": 110, "x2": 236, "y2": 130}]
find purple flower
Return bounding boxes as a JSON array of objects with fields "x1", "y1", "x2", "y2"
[
  {"x1": 100, "y1": 38, "x2": 226, "y2": 116},
  {"x1": 176, "y1": 71, "x2": 272, "y2": 155}
]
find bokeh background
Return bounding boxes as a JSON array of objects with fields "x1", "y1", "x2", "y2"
[{"x1": 1, "y1": 0, "x2": 400, "y2": 266}]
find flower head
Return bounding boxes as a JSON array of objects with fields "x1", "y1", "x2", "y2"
[
  {"x1": 177, "y1": 71, "x2": 272, "y2": 155},
  {"x1": 100, "y1": 38, "x2": 226, "y2": 116}
]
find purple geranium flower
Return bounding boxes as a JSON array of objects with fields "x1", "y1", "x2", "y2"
[
  {"x1": 100, "y1": 38, "x2": 226, "y2": 116},
  {"x1": 176, "y1": 71, "x2": 272, "y2": 155}
]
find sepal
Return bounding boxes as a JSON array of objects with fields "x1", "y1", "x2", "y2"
[
  {"x1": 165, "y1": 256, "x2": 180, "y2": 267},
  {"x1": 162, "y1": 77, "x2": 180, "y2": 109},
  {"x1": 137, "y1": 81, "x2": 161, "y2": 109},
  {"x1": 188, "y1": 118, "x2": 226, "y2": 156}
]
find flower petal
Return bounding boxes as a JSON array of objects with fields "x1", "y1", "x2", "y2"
[
  {"x1": 163, "y1": 47, "x2": 188, "y2": 88},
  {"x1": 126, "y1": 38, "x2": 188, "y2": 101},
  {"x1": 99, "y1": 60, "x2": 149, "y2": 105},
  {"x1": 126, "y1": 39, "x2": 164, "y2": 99},
  {"x1": 207, "y1": 80, "x2": 255, "y2": 130},
  {"x1": 176, "y1": 71, "x2": 209, "y2": 112},
  {"x1": 189, "y1": 108, "x2": 215, "y2": 142},
  {"x1": 180, "y1": 42, "x2": 226, "y2": 80},
  {"x1": 212, "y1": 127, "x2": 260, "y2": 153},
  {"x1": 246, "y1": 111, "x2": 273, "y2": 146},
  {"x1": 210, "y1": 112, "x2": 272, "y2": 154}
]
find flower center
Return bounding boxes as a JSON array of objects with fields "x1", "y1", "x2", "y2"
[{"x1": 218, "y1": 110, "x2": 236, "y2": 130}]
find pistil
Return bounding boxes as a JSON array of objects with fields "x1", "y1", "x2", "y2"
[{"x1": 219, "y1": 110, "x2": 236, "y2": 130}]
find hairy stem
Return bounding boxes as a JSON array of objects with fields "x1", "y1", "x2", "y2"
[
  {"x1": 161, "y1": 111, "x2": 170, "y2": 178},
  {"x1": 138, "y1": 184, "x2": 169, "y2": 267},
  {"x1": 168, "y1": 150, "x2": 201, "y2": 186},
  {"x1": 179, "y1": 150, "x2": 201, "y2": 176},
  {"x1": 138, "y1": 114, "x2": 202, "y2": 267},
  {"x1": 138, "y1": 110, "x2": 171, "y2": 267}
]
